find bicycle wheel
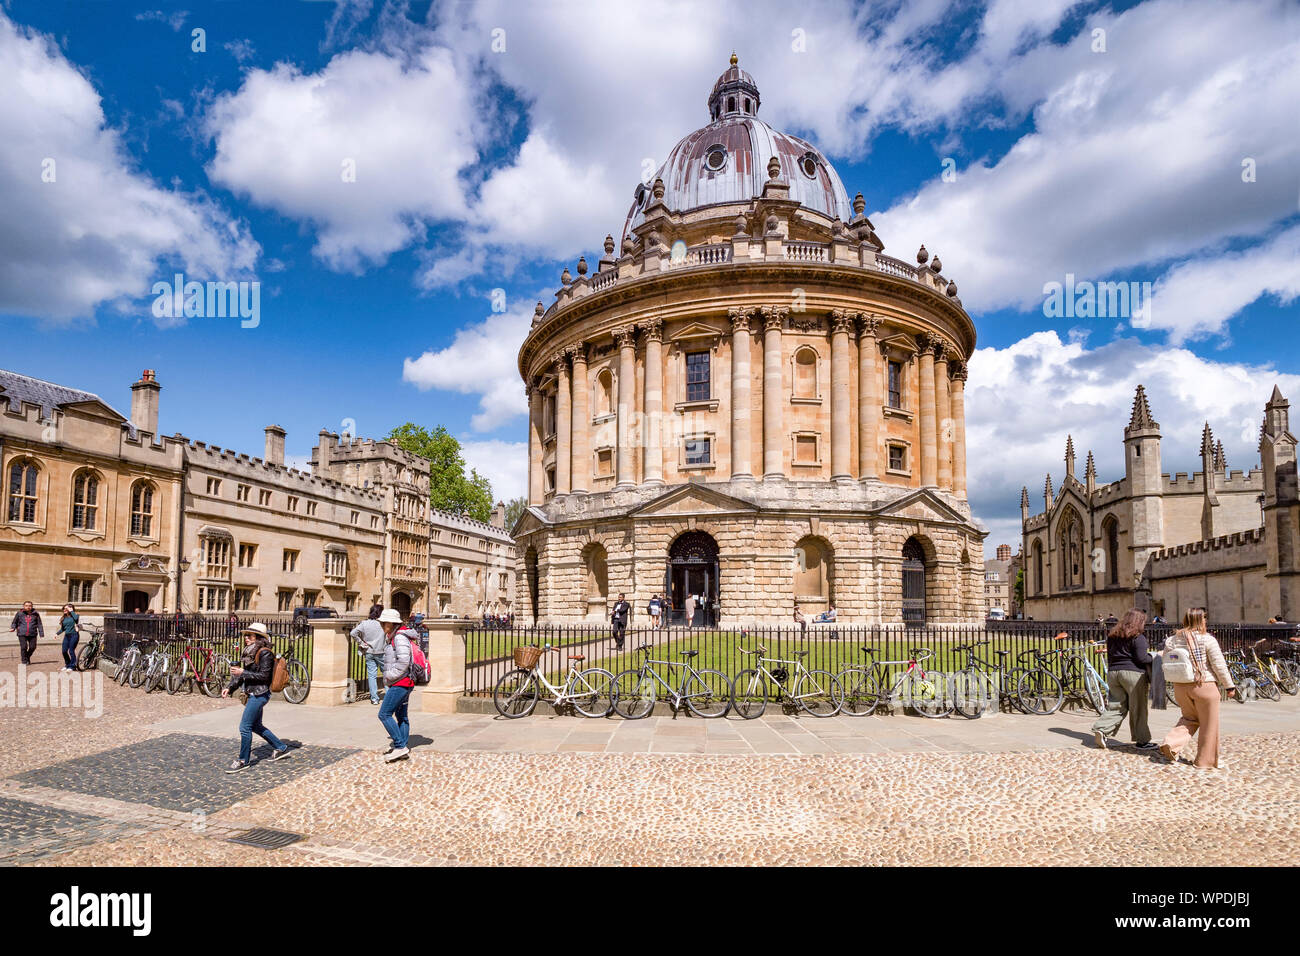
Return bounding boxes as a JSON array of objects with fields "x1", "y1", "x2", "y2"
[
  {"x1": 282, "y1": 659, "x2": 311, "y2": 704},
  {"x1": 1083, "y1": 669, "x2": 1108, "y2": 714},
  {"x1": 571, "y1": 667, "x2": 615, "y2": 717},
  {"x1": 1003, "y1": 668, "x2": 1029, "y2": 713},
  {"x1": 1165, "y1": 680, "x2": 1179, "y2": 706},
  {"x1": 731, "y1": 668, "x2": 767, "y2": 719},
  {"x1": 1257, "y1": 674, "x2": 1281, "y2": 701},
  {"x1": 683, "y1": 669, "x2": 731, "y2": 718},
  {"x1": 127, "y1": 655, "x2": 148, "y2": 689},
  {"x1": 145, "y1": 658, "x2": 168, "y2": 693},
  {"x1": 836, "y1": 667, "x2": 880, "y2": 716},
  {"x1": 952, "y1": 668, "x2": 996, "y2": 719},
  {"x1": 1274, "y1": 663, "x2": 1299, "y2": 696},
  {"x1": 79, "y1": 642, "x2": 100, "y2": 672},
  {"x1": 115, "y1": 649, "x2": 137, "y2": 685},
  {"x1": 1016, "y1": 668, "x2": 1064, "y2": 715},
  {"x1": 611, "y1": 669, "x2": 655, "y2": 719},
  {"x1": 904, "y1": 671, "x2": 953, "y2": 718},
  {"x1": 493, "y1": 668, "x2": 539, "y2": 718},
  {"x1": 165, "y1": 658, "x2": 188, "y2": 695},
  {"x1": 794, "y1": 669, "x2": 842, "y2": 717}
]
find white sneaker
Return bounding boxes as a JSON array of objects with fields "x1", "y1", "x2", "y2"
[
  {"x1": 1093, "y1": 731, "x2": 1108, "y2": 750},
  {"x1": 384, "y1": 747, "x2": 409, "y2": 763}
]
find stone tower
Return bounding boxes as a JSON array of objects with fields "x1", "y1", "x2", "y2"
[
  {"x1": 1200, "y1": 422, "x2": 1219, "y2": 540},
  {"x1": 1123, "y1": 384, "x2": 1164, "y2": 599},
  {"x1": 1261, "y1": 386, "x2": 1299, "y2": 619}
]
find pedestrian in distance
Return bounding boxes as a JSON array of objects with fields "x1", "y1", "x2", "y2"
[
  {"x1": 351, "y1": 614, "x2": 387, "y2": 705},
  {"x1": 647, "y1": 593, "x2": 663, "y2": 629},
  {"x1": 368, "y1": 600, "x2": 383, "y2": 620},
  {"x1": 1090, "y1": 608, "x2": 1157, "y2": 751},
  {"x1": 793, "y1": 603, "x2": 808, "y2": 635},
  {"x1": 222, "y1": 623, "x2": 292, "y2": 773},
  {"x1": 10, "y1": 601, "x2": 43, "y2": 665},
  {"x1": 58, "y1": 604, "x2": 80, "y2": 671},
  {"x1": 1160, "y1": 607, "x2": 1236, "y2": 769},
  {"x1": 611, "y1": 593, "x2": 630, "y2": 649},
  {"x1": 377, "y1": 609, "x2": 418, "y2": 763},
  {"x1": 684, "y1": 592, "x2": 697, "y2": 628}
]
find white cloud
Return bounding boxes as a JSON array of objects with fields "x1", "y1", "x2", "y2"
[
  {"x1": 401, "y1": 299, "x2": 533, "y2": 431},
  {"x1": 461, "y1": 439, "x2": 529, "y2": 504},
  {"x1": 135, "y1": 10, "x2": 188, "y2": 32},
  {"x1": 966, "y1": 330, "x2": 1300, "y2": 549},
  {"x1": 203, "y1": 43, "x2": 480, "y2": 271},
  {"x1": 0, "y1": 13, "x2": 259, "y2": 322}
]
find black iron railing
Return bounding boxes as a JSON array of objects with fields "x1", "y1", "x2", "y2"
[
  {"x1": 102, "y1": 613, "x2": 316, "y2": 674},
  {"x1": 461, "y1": 621, "x2": 1298, "y2": 697}
]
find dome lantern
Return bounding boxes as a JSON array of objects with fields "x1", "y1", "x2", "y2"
[{"x1": 707, "y1": 53, "x2": 761, "y2": 120}]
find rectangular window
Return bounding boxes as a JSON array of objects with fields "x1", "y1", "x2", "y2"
[
  {"x1": 545, "y1": 467, "x2": 556, "y2": 493},
  {"x1": 795, "y1": 435, "x2": 818, "y2": 464},
  {"x1": 370, "y1": 516, "x2": 380, "y2": 529},
  {"x1": 236, "y1": 483, "x2": 250, "y2": 502},
  {"x1": 233, "y1": 587, "x2": 254, "y2": 611},
  {"x1": 685, "y1": 437, "x2": 711, "y2": 466},
  {"x1": 345, "y1": 593, "x2": 358, "y2": 613},
  {"x1": 302, "y1": 589, "x2": 319, "y2": 608},
  {"x1": 498, "y1": 573, "x2": 508, "y2": 589},
  {"x1": 596, "y1": 449, "x2": 613, "y2": 477},
  {"x1": 888, "y1": 361, "x2": 903, "y2": 408},
  {"x1": 198, "y1": 586, "x2": 228, "y2": 612},
  {"x1": 888, "y1": 444, "x2": 907, "y2": 472},
  {"x1": 282, "y1": 549, "x2": 299, "y2": 573},
  {"x1": 206, "y1": 477, "x2": 222, "y2": 495},
  {"x1": 287, "y1": 495, "x2": 299, "y2": 512},
  {"x1": 204, "y1": 538, "x2": 230, "y2": 576},
  {"x1": 276, "y1": 589, "x2": 294, "y2": 612},
  {"x1": 238, "y1": 543, "x2": 257, "y2": 568},
  {"x1": 438, "y1": 566, "x2": 453, "y2": 588},
  {"x1": 67, "y1": 578, "x2": 94, "y2": 603},
  {"x1": 306, "y1": 501, "x2": 318, "y2": 516},
  {"x1": 258, "y1": 489, "x2": 272, "y2": 506},
  {"x1": 350, "y1": 511, "x2": 359, "y2": 525},
  {"x1": 685, "y1": 350, "x2": 711, "y2": 402}
]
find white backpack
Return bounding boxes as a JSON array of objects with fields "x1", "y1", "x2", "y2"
[{"x1": 1162, "y1": 630, "x2": 1205, "y2": 684}]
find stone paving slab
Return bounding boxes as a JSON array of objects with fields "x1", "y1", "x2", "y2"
[
  {"x1": 9, "y1": 733, "x2": 357, "y2": 814},
  {"x1": 0, "y1": 796, "x2": 153, "y2": 866}
]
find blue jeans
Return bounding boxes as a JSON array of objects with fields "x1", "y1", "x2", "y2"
[
  {"x1": 238, "y1": 692, "x2": 288, "y2": 764},
  {"x1": 378, "y1": 684, "x2": 412, "y2": 749},
  {"x1": 365, "y1": 653, "x2": 384, "y2": 703},
  {"x1": 61, "y1": 635, "x2": 80, "y2": 668}
]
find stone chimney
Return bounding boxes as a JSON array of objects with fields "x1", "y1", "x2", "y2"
[
  {"x1": 491, "y1": 500, "x2": 506, "y2": 529},
  {"x1": 316, "y1": 429, "x2": 334, "y2": 472},
  {"x1": 130, "y1": 369, "x2": 161, "y2": 437},
  {"x1": 264, "y1": 425, "x2": 286, "y2": 466},
  {"x1": 996, "y1": 544, "x2": 1011, "y2": 562}
]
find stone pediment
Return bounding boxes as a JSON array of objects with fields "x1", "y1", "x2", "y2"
[
  {"x1": 628, "y1": 483, "x2": 758, "y2": 518},
  {"x1": 511, "y1": 506, "x2": 551, "y2": 537},
  {"x1": 872, "y1": 488, "x2": 974, "y2": 528}
]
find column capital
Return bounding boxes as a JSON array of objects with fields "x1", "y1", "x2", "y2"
[
  {"x1": 830, "y1": 308, "x2": 856, "y2": 336},
  {"x1": 914, "y1": 331, "x2": 939, "y2": 356},
  {"x1": 760, "y1": 304, "x2": 788, "y2": 332},
  {"x1": 638, "y1": 317, "x2": 663, "y2": 342},
  {"x1": 857, "y1": 313, "x2": 882, "y2": 338},
  {"x1": 569, "y1": 340, "x2": 589, "y2": 363},
  {"x1": 614, "y1": 325, "x2": 636, "y2": 348},
  {"x1": 550, "y1": 350, "x2": 570, "y2": 372},
  {"x1": 727, "y1": 306, "x2": 756, "y2": 333},
  {"x1": 949, "y1": 359, "x2": 968, "y2": 382}
]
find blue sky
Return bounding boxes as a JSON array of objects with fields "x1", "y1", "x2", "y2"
[{"x1": 2, "y1": 0, "x2": 1298, "y2": 548}]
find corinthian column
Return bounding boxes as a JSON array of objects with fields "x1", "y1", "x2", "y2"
[
  {"x1": 830, "y1": 309, "x2": 854, "y2": 481},
  {"x1": 553, "y1": 352, "x2": 572, "y2": 496},
  {"x1": 528, "y1": 384, "x2": 543, "y2": 504},
  {"x1": 857, "y1": 314, "x2": 881, "y2": 480},
  {"x1": 614, "y1": 326, "x2": 636, "y2": 489},
  {"x1": 641, "y1": 319, "x2": 664, "y2": 485},
  {"x1": 761, "y1": 305, "x2": 787, "y2": 480},
  {"x1": 570, "y1": 343, "x2": 589, "y2": 495},
  {"x1": 950, "y1": 361, "x2": 968, "y2": 498},
  {"x1": 934, "y1": 341, "x2": 953, "y2": 491},
  {"x1": 729, "y1": 307, "x2": 754, "y2": 480},
  {"x1": 916, "y1": 333, "x2": 937, "y2": 486}
]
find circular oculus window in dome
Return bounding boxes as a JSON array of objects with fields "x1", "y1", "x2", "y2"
[
  {"x1": 799, "y1": 153, "x2": 819, "y2": 179},
  {"x1": 705, "y1": 145, "x2": 728, "y2": 172}
]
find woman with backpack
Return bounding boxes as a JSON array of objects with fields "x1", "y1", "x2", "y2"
[
  {"x1": 222, "y1": 623, "x2": 293, "y2": 773},
  {"x1": 1160, "y1": 607, "x2": 1236, "y2": 768},
  {"x1": 58, "y1": 604, "x2": 80, "y2": 671},
  {"x1": 377, "y1": 608, "x2": 417, "y2": 763},
  {"x1": 1090, "y1": 608, "x2": 1157, "y2": 750}
]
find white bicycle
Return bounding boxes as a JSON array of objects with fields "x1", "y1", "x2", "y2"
[{"x1": 493, "y1": 644, "x2": 615, "y2": 718}]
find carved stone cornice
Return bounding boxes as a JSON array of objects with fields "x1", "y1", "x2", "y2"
[{"x1": 760, "y1": 305, "x2": 789, "y2": 333}]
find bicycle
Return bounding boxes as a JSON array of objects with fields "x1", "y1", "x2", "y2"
[
  {"x1": 141, "y1": 638, "x2": 177, "y2": 693},
  {"x1": 277, "y1": 644, "x2": 312, "y2": 704},
  {"x1": 1013, "y1": 648, "x2": 1067, "y2": 715},
  {"x1": 834, "y1": 646, "x2": 951, "y2": 718},
  {"x1": 951, "y1": 642, "x2": 1061, "y2": 718},
  {"x1": 732, "y1": 645, "x2": 842, "y2": 718},
  {"x1": 76, "y1": 623, "x2": 104, "y2": 672},
  {"x1": 1252, "y1": 646, "x2": 1298, "y2": 696},
  {"x1": 611, "y1": 644, "x2": 732, "y2": 718},
  {"x1": 112, "y1": 631, "x2": 142, "y2": 685},
  {"x1": 1227, "y1": 649, "x2": 1279, "y2": 701},
  {"x1": 165, "y1": 639, "x2": 232, "y2": 697},
  {"x1": 493, "y1": 644, "x2": 615, "y2": 718},
  {"x1": 1045, "y1": 640, "x2": 1108, "y2": 713}
]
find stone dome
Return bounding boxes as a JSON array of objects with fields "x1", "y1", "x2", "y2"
[{"x1": 623, "y1": 56, "x2": 853, "y2": 240}]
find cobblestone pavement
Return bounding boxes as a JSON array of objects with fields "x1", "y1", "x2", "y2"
[{"x1": 4, "y1": 652, "x2": 1299, "y2": 866}]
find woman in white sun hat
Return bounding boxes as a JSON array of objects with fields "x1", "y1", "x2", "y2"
[{"x1": 222, "y1": 623, "x2": 293, "y2": 773}]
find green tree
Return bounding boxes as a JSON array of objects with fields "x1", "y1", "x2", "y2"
[
  {"x1": 386, "y1": 423, "x2": 494, "y2": 522},
  {"x1": 503, "y1": 496, "x2": 527, "y2": 531}
]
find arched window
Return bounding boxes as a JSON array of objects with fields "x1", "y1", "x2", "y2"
[
  {"x1": 794, "y1": 536, "x2": 832, "y2": 608},
  {"x1": 6, "y1": 458, "x2": 39, "y2": 524},
  {"x1": 1057, "y1": 509, "x2": 1084, "y2": 590},
  {"x1": 595, "y1": 368, "x2": 613, "y2": 418},
  {"x1": 1103, "y1": 516, "x2": 1120, "y2": 587},
  {"x1": 727, "y1": 96, "x2": 736, "y2": 112},
  {"x1": 901, "y1": 536, "x2": 929, "y2": 624},
  {"x1": 583, "y1": 542, "x2": 609, "y2": 606},
  {"x1": 130, "y1": 480, "x2": 155, "y2": 538},
  {"x1": 1032, "y1": 539, "x2": 1044, "y2": 596},
  {"x1": 793, "y1": 346, "x2": 818, "y2": 400},
  {"x1": 71, "y1": 469, "x2": 99, "y2": 531}
]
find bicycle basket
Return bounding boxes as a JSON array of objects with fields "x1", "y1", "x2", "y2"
[
  {"x1": 770, "y1": 667, "x2": 789, "y2": 683},
  {"x1": 513, "y1": 645, "x2": 544, "y2": 669}
]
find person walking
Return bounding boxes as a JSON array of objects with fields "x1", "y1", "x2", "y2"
[
  {"x1": 57, "y1": 605, "x2": 80, "y2": 671},
  {"x1": 647, "y1": 594, "x2": 662, "y2": 629},
  {"x1": 221, "y1": 623, "x2": 292, "y2": 773},
  {"x1": 611, "y1": 593, "x2": 630, "y2": 649},
  {"x1": 9, "y1": 601, "x2": 43, "y2": 665},
  {"x1": 377, "y1": 609, "x2": 417, "y2": 763},
  {"x1": 1091, "y1": 608, "x2": 1157, "y2": 750},
  {"x1": 684, "y1": 592, "x2": 696, "y2": 628},
  {"x1": 351, "y1": 614, "x2": 387, "y2": 705},
  {"x1": 1160, "y1": 608, "x2": 1236, "y2": 768}
]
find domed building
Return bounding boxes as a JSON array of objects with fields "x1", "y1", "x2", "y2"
[{"x1": 514, "y1": 57, "x2": 985, "y2": 625}]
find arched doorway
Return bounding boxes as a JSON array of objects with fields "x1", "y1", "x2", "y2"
[
  {"x1": 122, "y1": 589, "x2": 150, "y2": 614},
  {"x1": 667, "y1": 531, "x2": 719, "y2": 626},
  {"x1": 525, "y1": 546, "x2": 539, "y2": 623},
  {"x1": 391, "y1": 591, "x2": 412, "y2": 617},
  {"x1": 901, "y1": 537, "x2": 927, "y2": 625}
]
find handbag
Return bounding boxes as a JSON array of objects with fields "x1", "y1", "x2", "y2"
[{"x1": 1162, "y1": 630, "x2": 1205, "y2": 684}]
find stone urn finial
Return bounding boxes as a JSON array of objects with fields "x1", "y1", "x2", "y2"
[
  {"x1": 576, "y1": 256, "x2": 588, "y2": 276},
  {"x1": 916, "y1": 244, "x2": 929, "y2": 265},
  {"x1": 767, "y1": 155, "x2": 781, "y2": 180},
  {"x1": 561, "y1": 266, "x2": 572, "y2": 286},
  {"x1": 652, "y1": 177, "x2": 665, "y2": 201},
  {"x1": 853, "y1": 192, "x2": 866, "y2": 216},
  {"x1": 831, "y1": 218, "x2": 844, "y2": 237},
  {"x1": 930, "y1": 254, "x2": 942, "y2": 273},
  {"x1": 765, "y1": 214, "x2": 779, "y2": 234},
  {"x1": 621, "y1": 236, "x2": 635, "y2": 255},
  {"x1": 946, "y1": 279, "x2": 958, "y2": 297},
  {"x1": 734, "y1": 215, "x2": 747, "y2": 236},
  {"x1": 604, "y1": 234, "x2": 615, "y2": 255}
]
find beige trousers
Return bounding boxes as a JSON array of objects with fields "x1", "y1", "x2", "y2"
[{"x1": 1162, "y1": 681, "x2": 1222, "y2": 768}]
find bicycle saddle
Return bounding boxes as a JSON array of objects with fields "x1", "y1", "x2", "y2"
[
  {"x1": 861, "y1": 646, "x2": 878, "y2": 655},
  {"x1": 567, "y1": 654, "x2": 585, "y2": 661},
  {"x1": 794, "y1": 650, "x2": 809, "y2": 658},
  {"x1": 679, "y1": 650, "x2": 699, "y2": 659}
]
